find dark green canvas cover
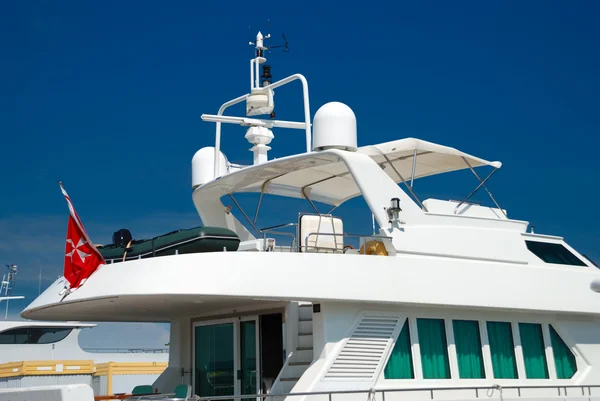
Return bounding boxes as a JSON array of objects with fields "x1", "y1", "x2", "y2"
[{"x1": 97, "y1": 226, "x2": 239, "y2": 263}]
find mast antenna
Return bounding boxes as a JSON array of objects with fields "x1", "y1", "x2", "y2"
[{"x1": 1, "y1": 264, "x2": 22, "y2": 320}]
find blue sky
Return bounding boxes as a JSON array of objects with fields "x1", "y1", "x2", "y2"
[{"x1": 1, "y1": 1, "x2": 599, "y2": 347}]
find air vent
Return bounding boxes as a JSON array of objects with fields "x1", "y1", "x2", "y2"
[{"x1": 324, "y1": 315, "x2": 400, "y2": 380}]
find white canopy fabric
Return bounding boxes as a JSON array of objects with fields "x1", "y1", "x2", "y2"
[{"x1": 198, "y1": 138, "x2": 501, "y2": 206}]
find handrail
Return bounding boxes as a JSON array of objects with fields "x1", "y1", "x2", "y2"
[
  {"x1": 130, "y1": 383, "x2": 600, "y2": 401},
  {"x1": 260, "y1": 222, "x2": 298, "y2": 233},
  {"x1": 261, "y1": 223, "x2": 298, "y2": 249},
  {"x1": 84, "y1": 347, "x2": 169, "y2": 353},
  {"x1": 303, "y1": 232, "x2": 392, "y2": 254}
]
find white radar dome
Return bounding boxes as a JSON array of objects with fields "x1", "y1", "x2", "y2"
[
  {"x1": 312, "y1": 101, "x2": 357, "y2": 152},
  {"x1": 192, "y1": 147, "x2": 228, "y2": 189}
]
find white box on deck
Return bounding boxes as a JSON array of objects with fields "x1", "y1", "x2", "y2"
[
  {"x1": 299, "y1": 214, "x2": 344, "y2": 252},
  {"x1": 0, "y1": 384, "x2": 94, "y2": 401}
]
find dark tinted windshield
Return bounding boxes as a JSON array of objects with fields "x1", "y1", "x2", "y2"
[
  {"x1": 526, "y1": 241, "x2": 587, "y2": 266},
  {"x1": 0, "y1": 327, "x2": 73, "y2": 344}
]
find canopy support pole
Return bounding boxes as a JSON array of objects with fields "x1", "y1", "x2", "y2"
[
  {"x1": 454, "y1": 157, "x2": 505, "y2": 217},
  {"x1": 462, "y1": 157, "x2": 505, "y2": 216},
  {"x1": 301, "y1": 187, "x2": 320, "y2": 214},
  {"x1": 229, "y1": 194, "x2": 262, "y2": 236},
  {"x1": 410, "y1": 150, "x2": 417, "y2": 188},
  {"x1": 253, "y1": 174, "x2": 287, "y2": 223},
  {"x1": 253, "y1": 191, "x2": 264, "y2": 224},
  {"x1": 381, "y1": 153, "x2": 428, "y2": 212}
]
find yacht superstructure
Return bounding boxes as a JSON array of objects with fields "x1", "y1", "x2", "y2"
[{"x1": 18, "y1": 31, "x2": 600, "y2": 401}]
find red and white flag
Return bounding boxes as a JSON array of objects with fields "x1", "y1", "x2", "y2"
[{"x1": 59, "y1": 182, "x2": 104, "y2": 291}]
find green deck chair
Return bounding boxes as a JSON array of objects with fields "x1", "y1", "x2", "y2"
[
  {"x1": 132, "y1": 385, "x2": 154, "y2": 395},
  {"x1": 174, "y1": 384, "x2": 192, "y2": 399}
]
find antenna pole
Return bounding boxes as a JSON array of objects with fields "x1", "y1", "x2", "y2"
[
  {"x1": 2, "y1": 264, "x2": 18, "y2": 321},
  {"x1": 4, "y1": 273, "x2": 8, "y2": 320}
]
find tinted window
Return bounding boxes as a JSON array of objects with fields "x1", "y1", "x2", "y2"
[
  {"x1": 519, "y1": 323, "x2": 549, "y2": 379},
  {"x1": 525, "y1": 241, "x2": 587, "y2": 266},
  {"x1": 417, "y1": 318, "x2": 450, "y2": 379},
  {"x1": 384, "y1": 319, "x2": 414, "y2": 379},
  {"x1": 487, "y1": 321, "x2": 518, "y2": 379},
  {"x1": 0, "y1": 327, "x2": 72, "y2": 344}
]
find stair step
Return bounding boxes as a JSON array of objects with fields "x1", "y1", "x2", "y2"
[
  {"x1": 281, "y1": 379, "x2": 297, "y2": 394},
  {"x1": 298, "y1": 334, "x2": 313, "y2": 348},
  {"x1": 285, "y1": 363, "x2": 310, "y2": 378},
  {"x1": 299, "y1": 304, "x2": 313, "y2": 320},
  {"x1": 289, "y1": 361, "x2": 311, "y2": 366},
  {"x1": 299, "y1": 320, "x2": 312, "y2": 333},
  {"x1": 281, "y1": 377, "x2": 301, "y2": 381},
  {"x1": 293, "y1": 348, "x2": 313, "y2": 363}
]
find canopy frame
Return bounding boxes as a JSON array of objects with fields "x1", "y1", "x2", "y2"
[
  {"x1": 225, "y1": 151, "x2": 506, "y2": 237},
  {"x1": 454, "y1": 157, "x2": 506, "y2": 217},
  {"x1": 379, "y1": 151, "x2": 429, "y2": 212}
]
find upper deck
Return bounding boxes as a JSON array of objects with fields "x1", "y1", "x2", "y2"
[{"x1": 20, "y1": 33, "x2": 600, "y2": 325}]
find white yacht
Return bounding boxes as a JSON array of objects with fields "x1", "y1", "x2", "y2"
[
  {"x1": 18, "y1": 32, "x2": 600, "y2": 401},
  {"x1": 0, "y1": 266, "x2": 168, "y2": 395},
  {"x1": 0, "y1": 320, "x2": 168, "y2": 364}
]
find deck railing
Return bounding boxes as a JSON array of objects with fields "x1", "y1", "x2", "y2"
[
  {"x1": 259, "y1": 221, "x2": 392, "y2": 254},
  {"x1": 126, "y1": 384, "x2": 600, "y2": 401},
  {"x1": 302, "y1": 232, "x2": 392, "y2": 254},
  {"x1": 84, "y1": 347, "x2": 169, "y2": 353}
]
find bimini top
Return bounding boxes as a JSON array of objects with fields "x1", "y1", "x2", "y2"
[{"x1": 196, "y1": 137, "x2": 501, "y2": 207}]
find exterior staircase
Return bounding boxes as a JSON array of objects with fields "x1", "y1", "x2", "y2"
[{"x1": 273, "y1": 302, "x2": 314, "y2": 394}]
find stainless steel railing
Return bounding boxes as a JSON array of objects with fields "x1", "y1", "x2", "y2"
[
  {"x1": 128, "y1": 383, "x2": 600, "y2": 401},
  {"x1": 84, "y1": 347, "x2": 169, "y2": 353},
  {"x1": 259, "y1": 221, "x2": 393, "y2": 254},
  {"x1": 303, "y1": 232, "x2": 392, "y2": 254},
  {"x1": 261, "y1": 223, "x2": 298, "y2": 250}
]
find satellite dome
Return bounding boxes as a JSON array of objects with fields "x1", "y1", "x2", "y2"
[
  {"x1": 312, "y1": 102, "x2": 357, "y2": 152},
  {"x1": 192, "y1": 147, "x2": 228, "y2": 189}
]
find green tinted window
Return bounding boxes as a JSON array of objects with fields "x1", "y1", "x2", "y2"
[
  {"x1": 487, "y1": 322, "x2": 518, "y2": 379},
  {"x1": 453, "y1": 320, "x2": 485, "y2": 378},
  {"x1": 417, "y1": 318, "x2": 450, "y2": 379},
  {"x1": 519, "y1": 323, "x2": 549, "y2": 379},
  {"x1": 549, "y1": 325, "x2": 577, "y2": 379},
  {"x1": 384, "y1": 319, "x2": 414, "y2": 379}
]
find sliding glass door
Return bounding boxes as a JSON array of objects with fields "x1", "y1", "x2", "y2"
[
  {"x1": 194, "y1": 322, "x2": 235, "y2": 398},
  {"x1": 240, "y1": 319, "x2": 257, "y2": 400},
  {"x1": 194, "y1": 318, "x2": 259, "y2": 399}
]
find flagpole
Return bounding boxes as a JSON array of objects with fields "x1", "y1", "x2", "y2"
[
  {"x1": 58, "y1": 180, "x2": 105, "y2": 295},
  {"x1": 58, "y1": 181, "x2": 103, "y2": 260}
]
